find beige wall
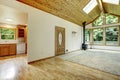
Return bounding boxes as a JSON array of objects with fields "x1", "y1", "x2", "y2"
[{"x1": 0, "y1": 0, "x2": 82, "y2": 62}]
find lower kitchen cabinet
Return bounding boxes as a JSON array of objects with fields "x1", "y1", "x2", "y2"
[{"x1": 0, "y1": 44, "x2": 16, "y2": 57}]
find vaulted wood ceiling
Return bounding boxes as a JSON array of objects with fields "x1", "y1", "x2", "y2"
[{"x1": 17, "y1": 0, "x2": 120, "y2": 26}]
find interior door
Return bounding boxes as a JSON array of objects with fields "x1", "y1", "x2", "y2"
[{"x1": 55, "y1": 26, "x2": 65, "y2": 56}]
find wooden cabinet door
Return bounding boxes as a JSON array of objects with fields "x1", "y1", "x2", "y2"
[
  {"x1": 0, "y1": 45, "x2": 9, "y2": 56},
  {"x1": 9, "y1": 44, "x2": 16, "y2": 55}
]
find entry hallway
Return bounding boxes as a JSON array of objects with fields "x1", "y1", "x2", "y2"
[{"x1": 0, "y1": 54, "x2": 120, "y2": 80}]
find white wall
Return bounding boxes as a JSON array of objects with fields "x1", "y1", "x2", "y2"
[
  {"x1": 0, "y1": 0, "x2": 82, "y2": 62},
  {"x1": 0, "y1": 5, "x2": 27, "y2": 25}
]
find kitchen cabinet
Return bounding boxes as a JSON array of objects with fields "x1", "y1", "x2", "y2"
[
  {"x1": 18, "y1": 28, "x2": 24, "y2": 37},
  {"x1": 0, "y1": 44, "x2": 16, "y2": 57},
  {"x1": 9, "y1": 44, "x2": 16, "y2": 55}
]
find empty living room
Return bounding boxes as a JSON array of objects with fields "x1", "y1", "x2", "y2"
[{"x1": 0, "y1": 0, "x2": 120, "y2": 80}]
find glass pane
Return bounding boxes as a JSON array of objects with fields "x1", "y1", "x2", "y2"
[
  {"x1": 1, "y1": 28, "x2": 15, "y2": 39},
  {"x1": 85, "y1": 29, "x2": 90, "y2": 44},
  {"x1": 106, "y1": 27, "x2": 119, "y2": 45},
  {"x1": 1, "y1": 28, "x2": 15, "y2": 35},
  {"x1": 93, "y1": 28, "x2": 103, "y2": 44},
  {"x1": 93, "y1": 15, "x2": 104, "y2": 26},
  {"x1": 0, "y1": 28, "x2": 1, "y2": 33},
  {"x1": 1, "y1": 35, "x2": 14, "y2": 39},
  {"x1": 106, "y1": 14, "x2": 118, "y2": 24}
]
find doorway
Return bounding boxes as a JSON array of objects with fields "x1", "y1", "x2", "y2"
[{"x1": 55, "y1": 26, "x2": 65, "y2": 56}]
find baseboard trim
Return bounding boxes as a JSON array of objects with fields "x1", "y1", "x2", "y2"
[
  {"x1": 28, "y1": 56, "x2": 55, "y2": 64},
  {"x1": 90, "y1": 48, "x2": 120, "y2": 52}
]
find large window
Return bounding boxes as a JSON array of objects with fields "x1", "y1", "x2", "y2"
[
  {"x1": 0, "y1": 28, "x2": 15, "y2": 40},
  {"x1": 85, "y1": 29, "x2": 90, "y2": 43},
  {"x1": 93, "y1": 28, "x2": 103, "y2": 45},
  {"x1": 87, "y1": 13, "x2": 120, "y2": 46},
  {"x1": 106, "y1": 27, "x2": 119, "y2": 45}
]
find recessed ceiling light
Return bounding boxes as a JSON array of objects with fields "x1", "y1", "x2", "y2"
[
  {"x1": 83, "y1": 0, "x2": 98, "y2": 14},
  {"x1": 103, "y1": 0, "x2": 119, "y2": 5},
  {"x1": 6, "y1": 18, "x2": 13, "y2": 22}
]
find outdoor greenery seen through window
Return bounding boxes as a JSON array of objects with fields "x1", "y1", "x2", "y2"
[
  {"x1": 93, "y1": 14, "x2": 118, "y2": 26},
  {"x1": 0, "y1": 28, "x2": 15, "y2": 39},
  {"x1": 106, "y1": 27, "x2": 119, "y2": 45},
  {"x1": 106, "y1": 14, "x2": 118, "y2": 24},
  {"x1": 85, "y1": 29, "x2": 90, "y2": 43},
  {"x1": 93, "y1": 15, "x2": 104, "y2": 26},
  {"x1": 89, "y1": 13, "x2": 119, "y2": 46},
  {"x1": 93, "y1": 28, "x2": 103, "y2": 44}
]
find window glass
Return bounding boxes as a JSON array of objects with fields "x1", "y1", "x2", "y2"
[
  {"x1": 93, "y1": 28, "x2": 103, "y2": 44},
  {"x1": 85, "y1": 29, "x2": 90, "y2": 44},
  {"x1": 0, "y1": 28, "x2": 15, "y2": 39},
  {"x1": 93, "y1": 15, "x2": 104, "y2": 26},
  {"x1": 106, "y1": 14, "x2": 118, "y2": 24},
  {"x1": 106, "y1": 27, "x2": 119, "y2": 45}
]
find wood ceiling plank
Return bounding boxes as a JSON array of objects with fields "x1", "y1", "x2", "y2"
[{"x1": 103, "y1": 3, "x2": 120, "y2": 16}]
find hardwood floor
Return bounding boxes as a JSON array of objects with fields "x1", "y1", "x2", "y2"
[
  {"x1": 0, "y1": 55, "x2": 120, "y2": 80},
  {"x1": 0, "y1": 54, "x2": 26, "y2": 60}
]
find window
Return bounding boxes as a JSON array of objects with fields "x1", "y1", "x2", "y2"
[
  {"x1": 93, "y1": 28, "x2": 103, "y2": 44},
  {"x1": 106, "y1": 27, "x2": 119, "y2": 45},
  {"x1": 0, "y1": 28, "x2": 15, "y2": 39},
  {"x1": 93, "y1": 14, "x2": 118, "y2": 26},
  {"x1": 93, "y1": 15, "x2": 104, "y2": 26},
  {"x1": 85, "y1": 29, "x2": 90, "y2": 43},
  {"x1": 87, "y1": 13, "x2": 120, "y2": 46},
  {"x1": 103, "y1": 0, "x2": 119, "y2": 5},
  {"x1": 106, "y1": 14, "x2": 118, "y2": 24},
  {"x1": 83, "y1": 0, "x2": 97, "y2": 14}
]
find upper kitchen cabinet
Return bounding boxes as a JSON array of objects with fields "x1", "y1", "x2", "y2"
[{"x1": 17, "y1": 25, "x2": 27, "y2": 43}]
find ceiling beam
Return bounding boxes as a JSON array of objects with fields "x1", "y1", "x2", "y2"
[{"x1": 96, "y1": 0, "x2": 105, "y2": 14}]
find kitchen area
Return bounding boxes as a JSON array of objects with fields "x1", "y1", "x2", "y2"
[
  {"x1": 0, "y1": 5, "x2": 28, "y2": 57},
  {"x1": 0, "y1": 24, "x2": 27, "y2": 57}
]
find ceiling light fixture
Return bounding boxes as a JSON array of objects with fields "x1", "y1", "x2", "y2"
[
  {"x1": 102, "y1": 0, "x2": 119, "y2": 5},
  {"x1": 83, "y1": 0, "x2": 98, "y2": 14},
  {"x1": 6, "y1": 18, "x2": 13, "y2": 22}
]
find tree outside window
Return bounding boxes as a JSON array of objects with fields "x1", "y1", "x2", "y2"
[
  {"x1": 93, "y1": 28, "x2": 103, "y2": 45},
  {"x1": 0, "y1": 28, "x2": 15, "y2": 39},
  {"x1": 106, "y1": 14, "x2": 118, "y2": 24},
  {"x1": 85, "y1": 29, "x2": 90, "y2": 44},
  {"x1": 93, "y1": 15, "x2": 104, "y2": 26},
  {"x1": 106, "y1": 27, "x2": 119, "y2": 45}
]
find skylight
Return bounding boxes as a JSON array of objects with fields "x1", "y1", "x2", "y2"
[
  {"x1": 83, "y1": 0, "x2": 97, "y2": 14},
  {"x1": 103, "y1": 0, "x2": 119, "y2": 5}
]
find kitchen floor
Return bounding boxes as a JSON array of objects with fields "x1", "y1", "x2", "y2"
[
  {"x1": 0, "y1": 54, "x2": 27, "y2": 60},
  {"x1": 0, "y1": 53, "x2": 120, "y2": 80}
]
